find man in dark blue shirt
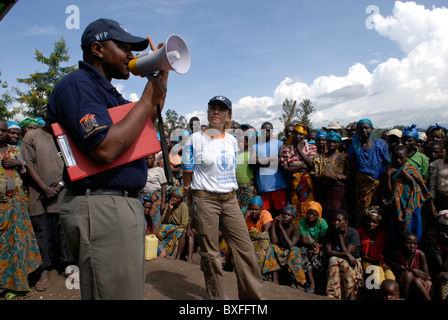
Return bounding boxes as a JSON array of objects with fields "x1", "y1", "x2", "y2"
[{"x1": 47, "y1": 18, "x2": 168, "y2": 300}]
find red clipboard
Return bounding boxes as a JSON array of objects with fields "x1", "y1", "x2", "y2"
[{"x1": 51, "y1": 102, "x2": 161, "y2": 181}]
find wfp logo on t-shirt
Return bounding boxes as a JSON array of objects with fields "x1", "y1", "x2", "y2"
[{"x1": 217, "y1": 150, "x2": 235, "y2": 173}]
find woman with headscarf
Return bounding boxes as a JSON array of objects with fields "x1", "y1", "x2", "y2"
[
  {"x1": 314, "y1": 129, "x2": 327, "y2": 154},
  {"x1": 280, "y1": 124, "x2": 318, "y2": 224},
  {"x1": 348, "y1": 118, "x2": 390, "y2": 228},
  {"x1": 0, "y1": 119, "x2": 42, "y2": 300},
  {"x1": 426, "y1": 123, "x2": 447, "y2": 144},
  {"x1": 299, "y1": 201, "x2": 328, "y2": 294},
  {"x1": 357, "y1": 206, "x2": 395, "y2": 289},
  {"x1": 402, "y1": 124, "x2": 430, "y2": 182},
  {"x1": 6, "y1": 121, "x2": 22, "y2": 146},
  {"x1": 312, "y1": 131, "x2": 352, "y2": 222},
  {"x1": 156, "y1": 185, "x2": 189, "y2": 258},
  {"x1": 263, "y1": 204, "x2": 306, "y2": 288},
  {"x1": 244, "y1": 195, "x2": 274, "y2": 273}
]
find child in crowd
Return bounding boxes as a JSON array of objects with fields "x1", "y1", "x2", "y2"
[
  {"x1": 357, "y1": 206, "x2": 395, "y2": 294},
  {"x1": 392, "y1": 231, "x2": 431, "y2": 300},
  {"x1": 380, "y1": 279, "x2": 401, "y2": 300},
  {"x1": 298, "y1": 201, "x2": 328, "y2": 294},
  {"x1": 264, "y1": 204, "x2": 306, "y2": 288},
  {"x1": 425, "y1": 140, "x2": 444, "y2": 164},
  {"x1": 324, "y1": 210, "x2": 363, "y2": 300},
  {"x1": 385, "y1": 145, "x2": 430, "y2": 252}
]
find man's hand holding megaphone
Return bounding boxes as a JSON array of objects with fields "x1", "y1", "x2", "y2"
[{"x1": 139, "y1": 35, "x2": 169, "y2": 124}]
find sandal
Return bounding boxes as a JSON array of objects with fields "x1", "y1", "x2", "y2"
[
  {"x1": 5, "y1": 290, "x2": 33, "y2": 300},
  {"x1": 35, "y1": 271, "x2": 50, "y2": 292},
  {"x1": 305, "y1": 287, "x2": 315, "y2": 294}
]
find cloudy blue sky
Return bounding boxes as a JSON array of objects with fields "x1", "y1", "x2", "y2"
[{"x1": 1, "y1": 0, "x2": 448, "y2": 131}]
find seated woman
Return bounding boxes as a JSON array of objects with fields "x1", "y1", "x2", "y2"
[
  {"x1": 156, "y1": 185, "x2": 189, "y2": 259},
  {"x1": 391, "y1": 231, "x2": 432, "y2": 300},
  {"x1": 263, "y1": 204, "x2": 307, "y2": 288},
  {"x1": 244, "y1": 195, "x2": 274, "y2": 274},
  {"x1": 299, "y1": 201, "x2": 328, "y2": 294},
  {"x1": 325, "y1": 210, "x2": 363, "y2": 300},
  {"x1": 357, "y1": 206, "x2": 395, "y2": 293}
]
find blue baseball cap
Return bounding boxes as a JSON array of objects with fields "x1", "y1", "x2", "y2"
[
  {"x1": 208, "y1": 96, "x2": 232, "y2": 110},
  {"x1": 81, "y1": 18, "x2": 149, "y2": 51}
]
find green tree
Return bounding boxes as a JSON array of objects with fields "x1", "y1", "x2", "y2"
[
  {"x1": 297, "y1": 99, "x2": 315, "y2": 128},
  {"x1": 279, "y1": 98, "x2": 299, "y2": 127},
  {"x1": 164, "y1": 109, "x2": 188, "y2": 134},
  {"x1": 14, "y1": 37, "x2": 77, "y2": 117},
  {"x1": 0, "y1": 70, "x2": 15, "y2": 119}
]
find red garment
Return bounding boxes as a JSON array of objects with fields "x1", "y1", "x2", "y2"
[
  {"x1": 357, "y1": 227, "x2": 388, "y2": 263},
  {"x1": 399, "y1": 249, "x2": 431, "y2": 292}
]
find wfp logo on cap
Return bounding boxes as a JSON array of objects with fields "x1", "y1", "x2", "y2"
[
  {"x1": 216, "y1": 96, "x2": 226, "y2": 101},
  {"x1": 95, "y1": 32, "x2": 109, "y2": 41}
]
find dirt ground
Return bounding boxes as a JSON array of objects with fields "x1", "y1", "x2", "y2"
[{"x1": 5, "y1": 254, "x2": 330, "y2": 302}]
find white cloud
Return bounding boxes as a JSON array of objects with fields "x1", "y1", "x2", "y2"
[{"x1": 231, "y1": 1, "x2": 448, "y2": 131}]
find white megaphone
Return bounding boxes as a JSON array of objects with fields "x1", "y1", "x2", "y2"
[{"x1": 128, "y1": 34, "x2": 190, "y2": 78}]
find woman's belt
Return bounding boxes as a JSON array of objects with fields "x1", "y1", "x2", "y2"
[
  {"x1": 193, "y1": 190, "x2": 235, "y2": 201},
  {"x1": 67, "y1": 187, "x2": 140, "y2": 198}
]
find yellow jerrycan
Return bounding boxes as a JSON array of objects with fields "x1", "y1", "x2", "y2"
[{"x1": 145, "y1": 234, "x2": 158, "y2": 261}]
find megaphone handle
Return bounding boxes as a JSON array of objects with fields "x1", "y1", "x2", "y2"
[{"x1": 156, "y1": 104, "x2": 174, "y2": 185}]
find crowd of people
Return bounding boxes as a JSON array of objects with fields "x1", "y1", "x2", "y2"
[
  {"x1": 144, "y1": 117, "x2": 448, "y2": 301},
  {"x1": 1, "y1": 16, "x2": 447, "y2": 301},
  {"x1": 1, "y1": 108, "x2": 448, "y2": 301}
]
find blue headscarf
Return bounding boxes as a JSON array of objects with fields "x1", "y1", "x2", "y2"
[
  {"x1": 315, "y1": 129, "x2": 327, "y2": 140},
  {"x1": 249, "y1": 195, "x2": 263, "y2": 208},
  {"x1": 282, "y1": 203, "x2": 297, "y2": 218},
  {"x1": 326, "y1": 131, "x2": 342, "y2": 143},
  {"x1": 7, "y1": 121, "x2": 21, "y2": 130},
  {"x1": 426, "y1": 123, "x2": 447, "y2": 136},
  {"x1": 34, "y1": 116, "x2": 45, "y2": 126},
  {"x1": 352, "y1": 118, "x2": 374, "y2": 155},
  {"x1": 402, "y1": 124, "x2": 419, "y2": 140}
]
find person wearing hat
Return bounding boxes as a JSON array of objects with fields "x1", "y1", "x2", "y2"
[
  {"x1": 156, "y1": 185, "x2": 189, "y2": 259},
  {"x1": 312, "y1": 131, "x2": 352, "y2": 222},
  {"x1": 19, "y1": 118, "x2": 39, "y2": 139},
  {"x1": 280, "y1": 124, "x2": 317, "y2": 224},
  {"x1": 347, "y1": 119, "x2": 390, "y2": 228},
  {"x1": 6, "y1": 121, "x2": 22, "y2": 146},
  {"x1": 325, "y1": 121, "x2": 343, "y2": 136},
  {"x1": 182, "y1": 96, "x2": 263, "y2": 300},
  {"x1": 264, "y1": 203, "x2": 307, "y2": 288},
  {"x1": 46, "y1": 18, "x2": 168, "y2": 300},
  {"x1": 386, "y1": 128, "x2": 402, "y2": 155},
  {"x1": 21, "y1": 105, "x2": 74, "y2": 292},
  {"x1": 402, "y1": 124, "x2": 429, "y2": 181}
]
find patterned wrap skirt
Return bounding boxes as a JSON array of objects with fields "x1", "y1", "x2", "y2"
[{"x1": 0, "y1": 188, "x2": 42, "y2": 291}]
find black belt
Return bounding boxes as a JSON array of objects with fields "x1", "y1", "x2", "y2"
[{"x1": 67, "y1": 188, "x2": 140, "y2": 198}]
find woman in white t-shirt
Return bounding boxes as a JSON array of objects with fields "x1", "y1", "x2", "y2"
[{"x1": 182, "y1": 96, "x2": 263, "y2": 300}]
